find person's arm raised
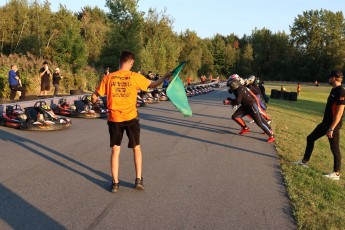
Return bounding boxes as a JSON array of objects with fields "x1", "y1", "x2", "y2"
[{"x1": 149, "y1": 71, "x2": 172, "y2": 88}]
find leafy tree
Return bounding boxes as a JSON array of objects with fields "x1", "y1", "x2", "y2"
[
  {"x1": 290, "y1": 9, "x2": 345, "y2": 80},
  {"x1": 140, "y1": 8, "x2": 181, "y2": 75},
  {"x1": 211, "y1": 34, "x2": 237, "y2": 77},
  {"x1": 100, "y1": 0, "x2": 144, "y2": 70},
  {"x1": 237, "y1": 43, "x2": 254, "y2": 77},
  {"x1": 48, "y1": 5, "x2": 87, "y2": 72},
  {"x1": 78, "y1": 6, "x2": 110, "y2": 65},
  {"x1": 198, "y1": 39, "x2": 214, "y2": 77},
  {"x1": 178, "y1": 30, "x2": 202, "y2": 78}
]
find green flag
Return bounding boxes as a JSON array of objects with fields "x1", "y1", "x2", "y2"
[{"x1": 166, "y1": 61, "x2": 192, "y2": 117}]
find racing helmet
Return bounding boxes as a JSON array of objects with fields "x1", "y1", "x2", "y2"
[
  {"x1": 229, "y1": 74, "x2": 240, "y2": 81},
  {"x1": 227, "y1": 74, "x2": 240, "y2": 87},
  {"x1": 247, "y1": 75, "x2": 256, "y2": 85},
  {"x1": 255, "y1": 77, "x2": 260, "y2": 85},
  {"x1": 229, "y1": 79, "x2": 241, "y2": 91}
]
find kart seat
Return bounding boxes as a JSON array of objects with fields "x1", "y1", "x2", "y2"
[
  {"x1": 74, "y1": 100, "x2": 85, "y2": 112},
  {"x1": 25, "y1": 107, "x2": 38, "y2": 122}
]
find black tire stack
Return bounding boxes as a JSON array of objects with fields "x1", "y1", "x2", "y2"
[{"x1": 270, "y1": 89, "x2": 297, "y2": 101}]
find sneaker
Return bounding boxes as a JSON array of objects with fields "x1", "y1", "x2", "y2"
[
  {"x1": 323, "y1": 172, "x2": 340, "y2": 181},
  {"x1": 267, "y1": 136, "x2": 275, "y2": 143},
  {"x1": 111, "y1": 182, "x2": 120, "y2": 193},
  {"x1": 293, "y1": 160, "x2": 308, "y2": 168},
  {"x1": 135, "y1": 178, "x2": 144, "y2": 190},
  {"x1": 267, "y1": 120, "x2": 272, "y2": 125},
  {"x1": 239, "y1": 128, "x2": 250, "y2": 135}
]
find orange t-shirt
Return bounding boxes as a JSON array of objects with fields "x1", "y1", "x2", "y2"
[
  {"x1": 187, "y1": 77, "x2": 191, "y2": 84},
  {"x1": 96, "y1": 70, "x2": 151, "y2": 122}
]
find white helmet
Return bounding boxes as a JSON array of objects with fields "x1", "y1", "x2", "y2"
[{"x1": 247, "y1": 75, "x2": 256, "y2": 85}]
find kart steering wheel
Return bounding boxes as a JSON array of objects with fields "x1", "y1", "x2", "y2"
[{"x1": 34, "y1": 101, "x2": 47, "y2": 108}]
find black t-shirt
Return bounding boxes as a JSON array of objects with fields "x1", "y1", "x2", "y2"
[
  {"x1": 233, "y1": 85, "x2": 256, "y2": 107},
  {"x1": 259, "y1": 83, "x2": 266, "y2": 95},
  {"x1": 322, "y1": 85, "x2": 345, "y2": 125},
  {"x1": 53, "y1": 73, "x2": 61, "y2": 85},
  {"x1": 39, "y1": 67, "x2": 51, "y2": 82}
]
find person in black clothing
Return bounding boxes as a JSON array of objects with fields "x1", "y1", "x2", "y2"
[
  {"x1": 53, "y1": 68, "x2": 63, "y2": 96},
  {"x1": 258, "y1": 80, "x2": 269, "y2": 103},
  {"x1": 39, "y1": 61, "x2": 52, "y2": 95},
  {"x1": 295, "y1": 70, "x2": 345, "y2": 180},
  {"x1": 225, "y1": 78, "x2": 275, "y2": 143},
  {"x1": 246, "y1": 75, "x2": 267, "y2": 110}
]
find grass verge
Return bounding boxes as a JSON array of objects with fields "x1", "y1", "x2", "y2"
[{"x1": 266, "y1": 83, "x2": 345, "y2": 230}]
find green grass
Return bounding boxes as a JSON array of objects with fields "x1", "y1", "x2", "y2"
[{"x1": 265, "y1": 83, "x2": 345, "y2": 230}]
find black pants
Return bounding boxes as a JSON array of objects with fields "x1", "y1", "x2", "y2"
[
  {"x1": 232, "y1": 104, "x2": 272, "y2": 136},
  {"x1": 9, "y1": 85, "x2": 26, "y2": 100},
  {"x1": 53, "y1": 84, "x2": 60, "y2": 96},
  {"x1": 303, "y1": 123, "x2": 342, "y2": 172}
]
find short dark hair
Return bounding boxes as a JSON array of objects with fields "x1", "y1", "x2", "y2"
[
  {"x1": 43, "y1": 61, "x2": 48, "y2": 65},
  {"x1": 120, "y1": 51, "x2": 135, "y2": 65},
  {"x1": 329, "y1": 70, "x2": 343, "y2": 79}
]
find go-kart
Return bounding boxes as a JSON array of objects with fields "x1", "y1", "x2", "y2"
[
  {"x1": 0, "y1": 102, "x2": 71, "y2": 131},
  {"x1": 157, "y1": 88, "x2": 169, "y2": 101},
  {"x1": 52, "y1": 98, "x2": 72, "y2": 116},
  {"x1": 137, "y1": 94, "x2": 148, "y2": 107},
  {"x1": 142, "y1": 91, "x2": 159, "y2": 104},
  {"x1": 69, "y1": 95, "x2": 107, "y2": 118}
]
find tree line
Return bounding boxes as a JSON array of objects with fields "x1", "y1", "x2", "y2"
[{"x1": 1, "y1": 0, "x2": 345, "y2": 97}]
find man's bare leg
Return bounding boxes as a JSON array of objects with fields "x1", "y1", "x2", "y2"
[{"x1": 111, "y1": 145, "x2": 121, "y2": 183}]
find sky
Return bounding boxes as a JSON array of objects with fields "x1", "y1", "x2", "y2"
[{"x1": 2, "y1": 0, "x2": 345, "y2": 38}]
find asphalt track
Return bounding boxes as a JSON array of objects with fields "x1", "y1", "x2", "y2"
[{"x1": 0, "y1": 88, "x2": 296, "y2": 230}]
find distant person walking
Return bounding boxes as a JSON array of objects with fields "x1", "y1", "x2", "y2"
[
  {"x1": 91, "y1": 51, "x2": 172, "y2": 193},
  {"x1": 53, "y1": 68, "x2": 63, "y2": 96},
  {"x1": 297, "y1": 82, "x2": 301, "y2": 96},
  {"x1": 295, "y1": 70, "x2": 345, "y2": 180},
  {"x1": 39, "y1": 61, "x2": 52, "y2": 95}
]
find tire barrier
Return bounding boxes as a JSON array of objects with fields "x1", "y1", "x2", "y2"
[
  {"x1": 70, "y1": 89, "x2": 83, "y2": 95},
  {"x1": 290, "y1": 92, "x2": 298, "y2": 101},
  {"x1": 271, "y1": 89, "x2": 297, "y2": 101},
  {"x1": 283, "y1": 92, "x2": 290, "y2": 100},
  {"x1": 277, "y1": 91, "x2": 284, "y2": 100},
  {"x1": 270, "y1": 89, "x2": 279, "y2": 99},
  {"x1": 23, "y1": 95, "x2": 39, "y2": 100}
]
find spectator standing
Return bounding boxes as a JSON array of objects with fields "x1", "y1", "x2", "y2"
[
  {"x1": 53, "y1": 68, "x2": 63, "y2": 96},
  {"x1": 187, "y1": 76, "x2": 192, "y2": 85},
  {"x1": 39, "y1": 61, "x2": 52, "y2": 95},
  {"x1": 297, "y1": 82, "x2": 301, "y2": 96},
  {"x1": 8, "y1": 64, "x2": 25, "y2": 100},
  {"x1": 295, "y1": 70, "x2": 345, "y2": 180},
  {"x1": 259, "y1": 80, "x2": 269, "y2": 103}
]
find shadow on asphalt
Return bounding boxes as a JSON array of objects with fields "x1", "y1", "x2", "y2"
[
  {"x1": 141, "y1": 105, "x2": 231, "y2": 121},
  {"x1": 0, "y1": 129, "x2": 134, "y2": 191},
  {"x1": 0, "y1": 184, "x2": 64, "y2": 229},
  {"x1": 140, "y1": 113, "x2": 276, "y2": 159}
]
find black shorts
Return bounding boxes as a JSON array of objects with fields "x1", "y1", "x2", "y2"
[
  {"x1": 41, "y1": 81, "x2": 50, "y2": 91},
  {"x1": 108, "y1": 117, "x2": 140, "y2": 148}
]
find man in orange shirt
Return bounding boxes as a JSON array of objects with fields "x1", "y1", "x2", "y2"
[{"x1": 92, "y1": 51, "x2": 172, "y2": 192}]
